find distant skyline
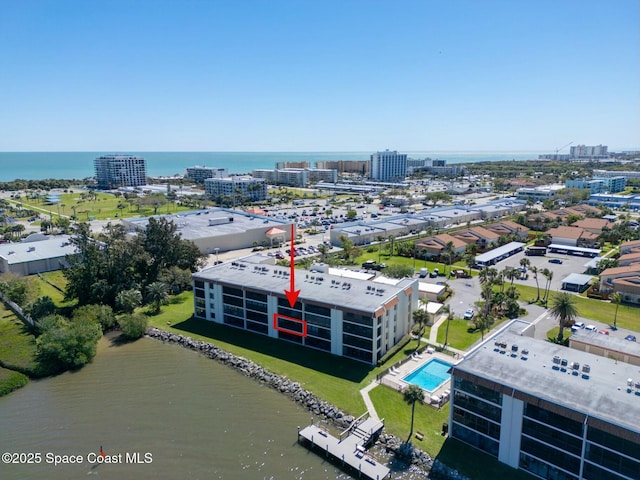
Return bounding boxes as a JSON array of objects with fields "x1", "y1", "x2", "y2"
[{"x1": 1, "y1": 0, "x2": 638, "y2": 152}]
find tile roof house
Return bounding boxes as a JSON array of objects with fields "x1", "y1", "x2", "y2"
[
  {"x1": 545, "y1": 226, "x2": 598, "y2": 247},
  {"x1": 484, "y1": 220, "x2": 529, "y2": 240},
  {"x1": 415, "y1": 233, "x2": 467, "y2": 259},
  {"x1": 618, "y1": 252, "x2": 640, "y2": 267},
  {"x1": 451, "y1": 226, "x2": 500, "y2": 250},
  {"x1": 599, "y1": 264, "x2": 640, "y2": 301},
  {"x1": 570, "y1": 217, "x2": 610, "y2": 235},
  {"x1": 620, "y1": 239, "x2": 640, "y2": 255}
]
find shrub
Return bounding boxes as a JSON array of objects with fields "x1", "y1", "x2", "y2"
[{"x1": 118, "y1": 313, "x2": 148, "y2": 339}]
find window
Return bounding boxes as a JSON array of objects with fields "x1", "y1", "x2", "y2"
[
  {"x1": 453, "y1": 391, "x2": 501, "y2": 423},
  {"x1": 522, "y1": 418, "x2": 583, "y2": 456},
  {"x1": 524, "y1": 404, "x2": 583, "y2": 437},
  {"x1": 520, "y1": 436, "x2": 580, "y2": 475},
  {"x1": 453, "y1": 376, "x2": 502, "y2": 405}
]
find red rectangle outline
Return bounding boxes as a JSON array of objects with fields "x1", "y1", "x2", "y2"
[{"x1": 273, "y1": 313, "x2": 307, "y2": 337}]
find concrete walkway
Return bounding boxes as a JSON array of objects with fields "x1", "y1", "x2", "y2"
[{"x1": 359, "y1": 381, "x2": 380, "y2": 421}]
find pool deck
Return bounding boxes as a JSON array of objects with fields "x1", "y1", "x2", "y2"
[{"x1": 379, "y1": 349, "x2": 459, "y2": 407}]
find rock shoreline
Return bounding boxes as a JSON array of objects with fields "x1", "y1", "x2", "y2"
[{"x1": 146, "y1": 328, "x2": 438, "y2": 476}]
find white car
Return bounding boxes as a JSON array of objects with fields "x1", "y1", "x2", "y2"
[
  {"x1": 585, "y1": 325, "x2": 596, "y2": 332},
  {"x1": 463, "y1": 309, "x2": 475, "y2": 320},
  {"x1": 573, "y1": 322, "x2": 585, "y2": 329}
]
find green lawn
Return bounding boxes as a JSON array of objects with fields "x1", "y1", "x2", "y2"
[
  {"x1": 0, "y1": 304, "x2": 38, "y2": 375},
  {"x1": 510, "y1": 284, "x2": 639, "y2": 331},
  {"x1": 369, "y1": 384, "x2": 449, "y2": 454},
  {"x1": 436, "y1": 318, "x2": 482, "y2": 350},
  {"x1": 9, "y1": 192, "x2": 192, "y2": 221},
  {"x1": 0, "y1": 367, "x2": 29, "y2": 396}
]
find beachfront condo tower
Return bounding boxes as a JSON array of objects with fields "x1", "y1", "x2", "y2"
[
  {"x1": 94, "y1": 154, "x2": 147, "y2": 189},
  {"x1": 370, "y1": 150, "x2": 408, "y2": 182}
]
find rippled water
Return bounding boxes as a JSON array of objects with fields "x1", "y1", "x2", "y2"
[{"x1": 0, "y1": 336, "x2": 351, "y2": 479}]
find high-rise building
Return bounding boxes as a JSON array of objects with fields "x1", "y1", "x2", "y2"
[
  {"x1": 370, "y1": 150, "x2": 408, "y2": 182},
  {"x1": 185, "y1": 166, "x2": 228, "y2": 183},
  {"x1": 94, "y1": 155, "x2": 147, "y2": 189},
  {"x1": 569, "y1": 145, "x2": 609, "y2": 159}
]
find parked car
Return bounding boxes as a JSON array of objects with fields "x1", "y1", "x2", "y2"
[
  {"x1": 625, "y1": 335, "x2": 637, "y2": 342},
  {"x1": 463, "y1": 309, "x2": 475, "y2": 320},
  {"x1": 573, "y1": 322, "x2": 585, "y2": 329},
  {"x1": 548, "y1": 258, "x2": 563, "y2": 264},
  {"x1": 585, "y1": 325, "x2": 597, "y2": 331}
]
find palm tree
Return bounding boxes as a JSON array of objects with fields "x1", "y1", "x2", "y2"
[
  {"x1": 549, "y1": 292, "x2": 578, "y2": 342},
  {"x1": 530, "y1": 265, "x2": 540, "y2": 302},
  {"x1": 611, "y1": 292, "x2": 622, "y2": 330},
  {"x1": 442, "y1": 305, "x2": 454, "y2": 349},
  {"x1": 146, "y1": 282, "x2": 169, "y2": 314},
  {"x1": 442, "y1": 241, "x2": 455, "y2": 275},
  {"x1": 377, "y1": 236, "x2": 384, "y2": 263},
  {"x1": 403, "y1": 384, "x2": 425, "y2": 441},
  {"x1": 412, "y1": 308, "x2": 430, "y2": 352}
]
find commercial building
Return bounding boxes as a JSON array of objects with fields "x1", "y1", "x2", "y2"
[
  {"x1": 473, "y1": 242, "x2": 525, "y2": 267},
  {"x1": 0, "y1": 234, "x2": 76, "y2": 275},
  {"x1": 449, "y1": 322, "x2": 640, "y2": 480},
  {"x1": 185, "y1": 166, "x2": 228, "y2": 183},
  {"x1": 192, "y1": 255, "x2": 418, "y2": 364},
  {"x1": 565, "y1": 178, "x2": 605, "y2": 194},
  {"x1": 122, "y1": 208, "x2": 292, "y2": 253},
  {"x1": 587, "y1": 193, "x2": 640, "y2": 210},
  {"x1": 516, "y1": 185, "x2": 565, "y2": 202},
  {"x1": 94, "y1": 155, "x2": 147, "y2": 189},
  {"x1": 204, "y1": 176, "x2": 267, "y2": 203},
  {"x1": 370, "y1": 150, "x2": 408, "y2": 182}
]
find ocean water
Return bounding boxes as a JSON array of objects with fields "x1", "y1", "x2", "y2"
[{"x1": 0, "y1": 151, "x2": 543, "y2": 182}]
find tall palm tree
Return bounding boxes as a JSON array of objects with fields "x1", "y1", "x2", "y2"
[
  {"x1": 443, "y1": 241, "x2": 455, "y2": 275},
  {"x1": 544, "y1": 270, "x2": 554, "y2": 304},
  {"x1": 146, "y1": 281, "x2": 169, "y2": 314},
  {"x1": 442, "y1": 305, "x2": 454, "y2": 349},
  {"x1": 611, "y1": 292, "x2": 622, "y2": 330},
  {"x1": 549, "y1": 292, "x2": 579, "y2": 341},
  {"x1": 412, "y1": 308, "x2": 430, "y2": 352},
  {"x1": 530, "y1": 266, "x2": 540, "y2": 302},
  {"x1": 403, "y1": 384, "x2": 425, "y2": 441}
]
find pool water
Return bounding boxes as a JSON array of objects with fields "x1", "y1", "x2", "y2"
[{"x1": 403, "y1": 358, "x2": 453, "y2": 392}]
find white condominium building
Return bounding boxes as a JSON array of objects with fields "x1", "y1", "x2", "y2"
[{"x1": 94, "y1": 155, "x2": 147, "y2": 189}]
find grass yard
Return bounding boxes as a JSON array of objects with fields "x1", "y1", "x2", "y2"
[
  {"x1": 510, "y1": 284, "x2": 639, "y2": 331},
  {"x1": 369, "y1": 384, "x2": 449, "y2": 455},
  {"x1": 0, "y1": 367, "x2": 29, "y2": 396},
  {"x1": 0, "y1": 305, "x2": 38, "y2": 375},
  {"x1": 10, "y1": 192, "x2": 192, "y2": 221},
  {"x1": 436, "y1": 318, "x2": 482, "y2": 350}
]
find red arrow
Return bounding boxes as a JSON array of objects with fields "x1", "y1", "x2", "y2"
[{"x1": 284, "y1": 223, "x2": 300, "y2": 307}]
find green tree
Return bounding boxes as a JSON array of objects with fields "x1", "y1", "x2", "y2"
[
  {"x1": 384, "y1": 264, "x2": 414, "y2": 279},
  {"x1": 412, "y1": 308, "x2": 430, "y2": 352},
  {"x1": 116, "y1": 288, "x2": 142, "y2": 314},
  {"x1": 403, "y1": 384, "x2": 425, "y2": 441},
  {"x1": 611, "y1": 292, "x2": 622, "y2": 329},
  {"x1": 158, "y1": 266, "x2": 193, "y2": 293},
  {"x1": 530, "y1": 265, "x2": 540, "y2": 302},
  {"x1": 549, "y1": 292, "x2": 579, "y2": 342},
  {"x1": 146, "y1": 282, "x2": 169, "y2": 314},
  {"x1": 36, "y1": 319, "x2": 102, "y2": 373},
  {"x1": 118, "y1": 313, "x2": 148, "y2": 339},
  {"x1": 72, "y1": 304, "x2": 116, "y2": 332},
  {"x1": 24, "y1": 296, "x2": 56, "y2": 321}
]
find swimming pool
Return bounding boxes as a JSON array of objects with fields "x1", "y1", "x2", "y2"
[{"x1": 403, "y1": 358, "x2": 453, "y2": 392}]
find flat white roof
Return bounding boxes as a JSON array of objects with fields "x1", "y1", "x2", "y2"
[
  {"x1": 562, "y1": 273, "x2": 593, "y2": 286},
  {"x1": 0, "y1": 235, "x2": 76, "y2": 264},
  {"x1": 419, "y1": 282, "x2": 446, "y2": 294}
]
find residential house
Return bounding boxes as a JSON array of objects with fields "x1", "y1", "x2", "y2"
[
  {"x1": 415, "y1": 233, "x2": 467, "y2": 260},
  {"x1": 545, "y1": 226, "x2": 598, "y2": 248},
  {"x1": 484, "y1": 220, "x2": 529, "y2": 241},
  {"x1": 618, "y1": 252, "x2": 640, "y2": 267},
  {"x1": 620, "y1": 239, "x2": 640, "y2": 255},
  {"x1": 570, "y1": 217, "x2": 610, "y2": 236},
  {"x1": 452, "y1": 226, "x2": 500, "y2": 250},
  {"x1": 599, "y1": 264, "x2": 640, "y2": 304}
]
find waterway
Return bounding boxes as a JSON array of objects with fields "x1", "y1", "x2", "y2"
[{"x1": 0, "y1": 335, "x2": 355, "y2": 479}]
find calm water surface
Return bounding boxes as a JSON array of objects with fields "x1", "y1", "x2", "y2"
[{"x1": 0, "y1": 336, "x2": 353, "y2": 479}]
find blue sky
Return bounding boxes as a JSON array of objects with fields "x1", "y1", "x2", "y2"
[{"x1": 0, "y1": 0, "x2": 638, "y2": 152}]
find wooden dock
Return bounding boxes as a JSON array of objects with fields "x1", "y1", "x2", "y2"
[{"x1": 298, "y1": 417, "x2": 390, "y2": 480}]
